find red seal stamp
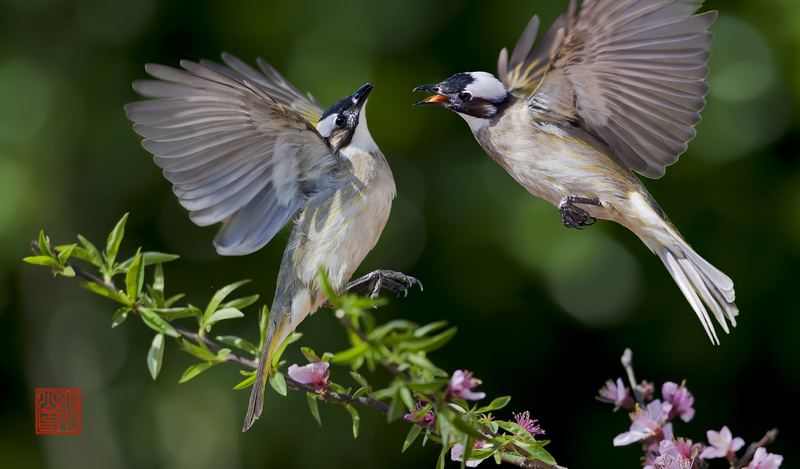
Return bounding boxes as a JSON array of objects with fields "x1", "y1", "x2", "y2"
[{"x1": 35, "y1": 389, "x2": 81, "y2": 434}]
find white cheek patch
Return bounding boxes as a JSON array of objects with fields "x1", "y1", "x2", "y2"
[
  {"x1": 348, "y1": 101, "x2": 379, "y2": 154},
  {"x1": 316, "y1": 114, "x2": 336, "y2": 138},
  {"x1": 465, "y1": 72, "x2": 507, "y2": 103}
]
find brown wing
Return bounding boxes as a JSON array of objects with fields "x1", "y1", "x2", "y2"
[{"x1": 509, "y1": 0, "x2": 716, "y2": 178}]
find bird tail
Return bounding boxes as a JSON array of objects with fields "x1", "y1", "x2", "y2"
[
  {"x1": 242, "y1": 315, "x2": 283, "y2": 432},
  {"x1": 654, "y1": 230, "x2": 738, "y2": 345}
]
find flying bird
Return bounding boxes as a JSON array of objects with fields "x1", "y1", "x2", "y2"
[
  {"x1": 414, "y1": 0, "x2": 736, "y2": 343},
  {"x1": 125, "y1": 53, "x2": 420, "y2": 431}
]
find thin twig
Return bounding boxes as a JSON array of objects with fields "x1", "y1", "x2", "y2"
[
  {"x1": 621, "y1": 348, "x2": 645, "y2": 408},
  {"x1": 732, "y1": 428, "x2": 779, "y2": 469},
  {"x1": 33, "y1": 239, "x2": 393, "y2": 414},
  {"x1": 500, "y1": 453, "x2": 568, "y2": 469}
]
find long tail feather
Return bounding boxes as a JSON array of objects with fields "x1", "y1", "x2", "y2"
[{"x1": 242, "y1": 318, "x2": 281, "y2": 431}]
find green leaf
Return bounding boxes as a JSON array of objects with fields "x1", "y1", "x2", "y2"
[
  {"x1": 494, "y1": 421, "x2": 541, "y2": 445},
  {"x1": 179, "y1": 361, "x2": 214, "y2": 383},
  {"x1": 80, "y1": 281, "x2": 130, "y2": 305},
  {"x1": 516, "y1": 445, "x2": 556, "y2": 465},
  {"x1": 234, "y1": 374, "x2": 256, "y2": 390},
  {"x1": 203, "y1": 279, "x2": 251, "y2": 325},
  {"x1": 405, "y1": 380, "x2": 447, "y2": 393},
  {"x1": 398, "y1": 385, "x2": 415, "y2": 411},
  {"x1": 23, "y1": 256, "x2": 60, "y2": 268},
  {"x1": 60, "y1": 266, "x2": 75, "y2": 277},
  {"x1": 125, "y1": 248, "x2": 144, "y2": 302},
  {"x1": 221, "y1": 294, "x2": 260, "y2": 311},
  {"x1": 164, "y1": 293, "x2": 185, "y2": 308},
  {"x1": 272, "y1": 331, "x2": 302, "y2": 366},
  {"x1": 105, "y1": 213, "x2": 128, "y2": 270},
  {"x1": 38, "y1": 230, "x2": 53, "y2": 258},
  {"x1": 399, "y1": 327, "x2": 457, "y2": 353},
  {"x1": 402, "y1": 424, "x2": 422, "y2": 452},
  {"x1": 111, "y1": 307, "x2": 131, "y2": 328},
  {"x1": 387, "y1": 393, "x2": 406, "y2": 423},
  {"x1": 147, "y1": 333, "x2": 165, "y2": 380},
  {"x1": 139, "y1": 307, "x2": 180, "y2": 338},
  {"x1": 448, "y1": 413, "x2": 487, "y2": 441},
  {"x1": 64, "y1": 246, "x2": 96, "y2": 264},
  {"x1": 306, "y1": 392, "x2": 322, "y2": 426},
  {"x1": 269, "y1": 372, "x2": 287, "y2": 396},
  {"x1": 116, "y1": 252, "x2": 180, "y2": 274},
  {"x1": 413, "y1": 320, "x2": 448, "y2": 337},
  {"x1": 349, "y1": 371, "x2": 369, "y2": 388},
  {"x1": 205, "y1": 307, "x2": 244, "y2": 329},
  {"x1": 317, "y1": 267, "x2": 338, "y2": 307},
  {"x1": 476, "y1": 396, "x2": 511, "y2": 413},
  {"x1": 77, "y1": 234, "x2": 104, "y2": 267},
  {"x1": 215, "y1": 335, "x2": 257, "y2": 355},
  {"x1": 301, "y1": 347, "x2": 320, "y2": 363},
  {"x1": 56, "y1": 243, "x2": 77, "y2": 265},
  {"x1": 151, "y1": 263, "x2": 165, "y2": 306},
  {"x1": 330, "y1": 342, "x2": 370, "y2": 365},
  {"x1": 180, "y1": 338, "x2": 219, "y2": 361},
  {"x1": 344, "y1": 404, "x2": 360, "y2": 438}
]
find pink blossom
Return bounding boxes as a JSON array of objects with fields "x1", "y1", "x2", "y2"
[
  {"x1": 699, "y1": 426, "x2": 745, "y2": 460},
  {"x1": 744, "y1": 447, "x2": 783, "y2": 469},
  {"x1": 287, "y1": 362, "x2": 330, "y2": 391},
  {"x1": 662, "y1": 381, "x2": 695, "y2": 422},
  {"x1": 451, "y1": 437, "x2": 492, "y2": 467},
  {"x1": 643, "y1": 438, "x2": 698, "y2": 469},
  {"x1": 446, "y1": 370, "x2": 486, "y2": 401},
  {"x1": 613, "y1": 400, "x2": 673, "y2": 446},
  {"x1": 597, "y1": 378, "x2": 635, "y2": 411},
  {"x1": 513, "y1": 411, "x2": 544, "y2": 436},
  {"x1": 637, "y1": 380, "x2": 655, "y2": 401},
  {"x1": 404, "y1": 402, "x2": 436, "y2": 428}
]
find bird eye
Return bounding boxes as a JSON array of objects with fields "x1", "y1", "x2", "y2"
[
  {"x1": 335, "y1": 116, "x2": 346, "y2": 128},
  {"x1": 458, "y1": 92, "x2": 472, "y2": 102}
]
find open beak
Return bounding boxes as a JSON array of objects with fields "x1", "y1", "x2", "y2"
[{"x1": 412, "y1": 84, "x2": 450, "y2": 106}]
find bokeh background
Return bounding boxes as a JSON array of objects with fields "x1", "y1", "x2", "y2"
[{"x1": 2, "y1": 0, "x2": 798, "y2": 467}]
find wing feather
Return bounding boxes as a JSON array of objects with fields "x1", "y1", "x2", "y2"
[
  {"x1": 125, "y1": 54, "x2": 339, "y2": 255},
  {"x1": 501, "y1": 0, "x2": 716, "y2": 178}
]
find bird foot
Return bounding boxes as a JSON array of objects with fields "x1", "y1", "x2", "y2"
[
  {"x1": 343, "y1": 270, "x2": 423, "y2": 300},
  {"x1": 558, "y1": 196, "x2": 601, "y2": 229}
]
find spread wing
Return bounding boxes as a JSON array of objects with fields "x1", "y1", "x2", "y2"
[
  {"x1": 505, "y1": 0, "x2": 716, "y2": 178},
  {"x1": 125, "y1": 56, "x2": 339, "y2": 255}
]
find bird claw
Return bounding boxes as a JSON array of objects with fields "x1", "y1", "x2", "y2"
[
  {"x1": 344, "y1": 270, "x2": 423, "y2": 300},
  {"x1": 558, "y1": 196, "x2": 600, "y2": 230}
]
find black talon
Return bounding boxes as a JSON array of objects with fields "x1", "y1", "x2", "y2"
[
  {"x1": 558, "y1": 196, "x2": 601, "y2": 230},
  {"x1": 344, "y1": 269, "x2": 423, "y2": 300}
]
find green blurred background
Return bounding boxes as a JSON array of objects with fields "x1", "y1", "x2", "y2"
[{"x1": 2, "y1": 0, "x2": 798, "y2": 467}]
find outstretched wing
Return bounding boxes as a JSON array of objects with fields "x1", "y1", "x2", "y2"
[
  {"x1": 201, "y1": 53, "x2": 325, "y2": 126},
  {"x1": 125, "y1": 56, "x2": 338, "y2": 255},
  {"x1": 508, "y1": 0, "x2": 715, "y2": 178}
]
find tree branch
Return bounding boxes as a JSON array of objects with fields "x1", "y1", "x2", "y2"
[
  {"x1": 500, "y1": 453, "x2": 568, "y2": 469},
  {"x1": 621, "y1": 348, "x2": 646, "y2": 408},
  {"x1": 732, "y1": 428, "x2": 779, "y2": 469}
]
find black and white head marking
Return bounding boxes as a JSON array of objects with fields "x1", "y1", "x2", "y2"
[
  {"x1": 413, "y1": 72, "x2": 509, "y2": 128},
  {"x1": 317, "y1": 83, "x2": 375, "y2": 154}
]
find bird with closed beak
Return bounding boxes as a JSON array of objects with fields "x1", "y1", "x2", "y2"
[
  {"x1": 414, "y1": 0, "x2": 737, "y2": 344},
  {"x1": 125, "y1": 53, "x2": 420, "y2": 431}
]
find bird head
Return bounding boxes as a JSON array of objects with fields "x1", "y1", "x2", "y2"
[
  {"x1": 413, "y1": 72, "x2": 508, "y2": 124},
  {"x1": 317, "y1": 83, "x2": 375, "y2": 154}
]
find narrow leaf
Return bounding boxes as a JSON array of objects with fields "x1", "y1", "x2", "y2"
[
  {"x1": 77, "y1": 234, "x2": 104, "y2": 267},
  {"x1": 317, "y1": 267, "x2": 338, "y2": 307},
  {"x1": 125, "y1": 248, "x2": 144, "y2": 302},
  {"x1": 23, "y1": 256, "x2": 60, "y2": 268},
  {"x1": 301, "y1": 347, "x2": 320, "y2": 363},
  {"x1": 38, "y1": 230, "x2": 53, "y2": 258},
  {"x1": 139, "y1": 307, "x2": 180, "y2": 338},
  {"x1": 349, "y1": 371, "x2": 369, "y2": 388},
  {"x1": 330, "y1": 342, "x2": 370, "y2": 364},
  {"x1": 476, "y1": 396, "x2": 511, "y2": 413},
  {"x1": 269, "y1": 372, "x2": 287, "y2": 396},
  {"x1": 59, "y1": 266, "x2": 75, "y2": 277},
  {"x1": 402, "y1": 424, "x2": 422, "y2": 452},
  {"x1": 344, "y1": 404, "x2": 360, "y2": 438},
  {"x1": 112, "y1": 307, "x2": 131, "y2": 328},
  {"x1": 147, "y1": 333, "x2": 165, "y2": 380},
  {"x1": 203, "y1": 279, "x2": 251, "y2": 325},
  {"x1": 179, "y1": 361, "x2": 214, "y2": 383},
  {"x1": 80, "y1": 282, "x2": 130, "y2": 305},
  {"x1": 215, "y1": 335, "x2": 257, "y2": 355},
  {"x1": 413, "y1": 320, "x2": 449, "y2": 337},
  {"x1": 56, "y1": 243, "x2": 77, "y2": 265},
  {"x1": 105, "y1": 213, "x2": 128, "y2": 270},
  {"x1": 221, "y1": 294, "x2": 260, "y2": 311},
  {"x1": 449, "y1": 414, "x2": 487, "y2": 440},
  {"x1": 234, "y1": 375, "x2": 256, "y2": 390},
  {"x1": 205, "y1": 307, "x2": 244, "y2": 329},
  {"x1": 306, "y1": 392, "x2": 322, "y2": 426},
  {"x1": 117, "y1": 252, "x2": 180, "y2": 273},
  {"x1": 258, "y1": 305, "x2": 269, "y2": 352},
  {"x1": 388, "y1": 394, "x2": 406, "y2": 423}
]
